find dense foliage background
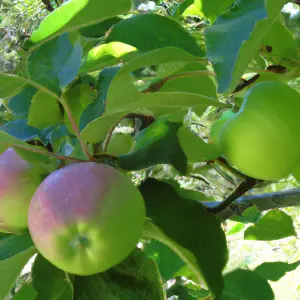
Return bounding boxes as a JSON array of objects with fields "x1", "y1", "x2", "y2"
[{"x1": 1, "y1": 0, "x2": 300, "y2": 299}]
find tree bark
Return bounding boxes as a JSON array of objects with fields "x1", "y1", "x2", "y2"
[
  {"x1": 41, "y1": 0, "x2": 54, "y2": 11},
  {"x1": 203, "y1": 188, "x2": 300, "y2": 221}
]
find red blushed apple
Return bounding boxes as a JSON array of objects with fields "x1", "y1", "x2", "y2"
[
  {"x1": 0, "y1": 148, "x2": 46, "y2": 233},
  {"x1": 28, "y1": 162, "x2": 146, "y2": 275}
]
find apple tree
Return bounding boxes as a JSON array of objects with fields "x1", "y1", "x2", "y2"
[{"x1": 0, "y1": 0, "x2": 300, "y2": 299}]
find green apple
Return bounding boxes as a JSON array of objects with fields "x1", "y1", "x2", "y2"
[
  {"x1": 0, "y1": 148, "x2": 46, "y2": 233},
  {"x1": 219, "y1": 81, "x2": 300, "y2": 180},
  {"x1": 28, "y1": 162, "x2": 145, "y2": 275}
]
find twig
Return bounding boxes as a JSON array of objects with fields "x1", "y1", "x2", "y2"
[
  {"x1": 206, "y1": 177, "x2": 260, "y2": 214},
  {"x1": 60, "y1": 96, "x2": 94, "y2": 161},
  {"x1": 208, "y1": 162, "x2": 236, "y2": 186},
  {"x1": 215, "y1": 157, "x2": 248, "y2": 180},
  {"x1": 189, "y1": 174, "x2": 211, "y2": 186}
]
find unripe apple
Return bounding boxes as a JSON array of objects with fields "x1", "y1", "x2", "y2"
[
  {"x1": 0, "y1": 148, "x2": 46, "y2": 233},
  {"x1": 219, "y1": 82, "x2": 300, "y2": 180},
  {"x1": 28, "y1": 162, "x2": 145, "y2": 275}
]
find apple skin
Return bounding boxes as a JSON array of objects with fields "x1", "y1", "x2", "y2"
[
  {"x1": 0, "y1": 148, "x2": 45, "y2": 233},
  {"x1": 28, "y1": 162, "x2": 145, "y2": 275},
  {"x1": 219, "y1": 82, "x2": 300, "y2": 180}
]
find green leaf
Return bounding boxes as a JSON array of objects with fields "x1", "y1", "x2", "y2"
[
  {"x1": 28, "y1": 91, "x2": 63, "y2": 130},
  {"x1": 73, "y1": 249, "x2": 165, "y2": 300},
  {"x1": 167, "y1": 279, "x2": 210, "y2": 299},
  {"x1": 119, "y1": 47, "x2": 199, "y2": 75},
  {"x1": 63, "y1": 81, "x2": 96, "y2": 134},
  {"x1": 0, "y1": 247, "x2": 36, "y2": 299},
  {"x1": 205, "y1": 0, "x2": 288, "y2": 93},
  {"x1": 80, "y1": 42, "x2": 138, "y2": 73},
  {"x1": 221, "y1": 269, "x2": 274, "y2": 300},
  {"x1": 231, "y1": 205, "x2": 262, "y2": 224},
  {"x1": 80, "y1": 17, "x2": 121, "y2": 38},
  {"x1": 227, "y1": 223, "x2": 245, "y2": 235},
  {"x1": 0, "y1": 73, "x2": 25, "y2": 99},
  {"x1": 107, "y1": 91, "x2": 226, "y2": 118},
  {"x1": 205, "y1": 0, "x2": 267, "y2": 93},
  {"x1": 262, "y1": 21, "x2": 298, "y2": 59},
  {"x1": 118, "y1": 119, "x2": 188, "y2": 173},
  {"x1": 0, "y1": 120, "x2": 40, "y2": 141},
  {"x1": 107, "y1": 133, "x2": 134, "y2": 155},
  {"x1": 0, "y1": 72, "x2": 59, "y2": 101},
  {"x1": 177, "y1": 127, "x2": 222, "y2": 163},
  {"x1": 140, "y1": 179, "x2": 228, "y2": 298},
  {"x1": 160, "y1": 72, "x2": 217, "y2": 99},
  {"x1": 0, "y1": 233, "x2": 34, "y2": 260},
  {"x1": 143, "y1": 240, "x2": 185, "y2": 283},
  {"x1": 8, "y1": 86, "x2": 37, "y2": 116},
  {"x1": 107, "y1": 14, "x2": 205, "y2": 56},
  {"x1": 79, "y1": 67, "x2": 120, "y2": 131},
  {"x1": 32, "y1": 255, "x2": 74, "y2": 300},
  {"x1": 200, "y1": 0, "x2": 236, "y2": 21},
  {"x1": 28, "y1": 33, "x2": 83, "y2": 94},
  {"x1": 14, "y1": 282, "x2": 37, "y2": 300},
  {"x1": 254, "y1": 261, "x2": 300, "y2": 282},
  {"x1": 244, "y1": 209, "x2": 296, "y2": 241},
  {"x1": 81, "y1": 111, "x2": 127, "y2": 144},
  {"x1": 28, "y1": 0, "x2": 132, "y2": 46}
]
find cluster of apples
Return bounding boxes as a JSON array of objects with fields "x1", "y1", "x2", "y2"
[
  {"x1": 0, "y1": 148, "x2": 145, "y2": 275},
  {"x1": 210, "y1": 81, "x2": 300, "y2": 181}
]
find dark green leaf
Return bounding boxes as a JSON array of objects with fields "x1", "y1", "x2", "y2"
[
  {"x1": 244, "y1": 209, "x2": 296, "y2": 241},
  {"x1": 254, "y1": 261, "x2": 300, "y2": 282},
  {"x1": 32, "y1": 255, "x2": 73, "y2": 300},
  {"x1": 14, "y1": 282, "x2": 37, "y2": 300},
  {"x1": 118, "y1": 119, "x2": 187, "y2": 173},
  {"x1": 80, "y1": 17, "x2": 122, "y2": 38},
  {"x1": 144, "y1": 240, "x2": 185, "y2": 283},
  {"x1": 79, "y1": 67, "x2": 120, "y2": 131},
  {"x1": 107, "y1": 14, "x2": 205, "y2": 56},
  {"x1": 28, "y1": 33, "x2": 83, "y2": 94},
  {"x1": 205, "y1": 0, "x2": 267, "y2": 93},
  {"x1": 0, "y1": 247, "x2": 36, "y2": 299},
  {"x1": 0, "y1": 120, "x2": 40, "y2": 141},
  {"x1": 221, "y1": 269, "x2": 274, "y2": 300},
  {"x1": 140, "y1": 179, "x2": 228, "y2": 298},
  {"x1": 73, "y1": 249, "x2": 164, "y2": 300},
  {"x1": 28, "y1": 0, "x2": 132, "y2": 46},
  {"x1": 0, "y1": 233, "x2": 34, "y2": 260},
  {"x1": 8, "y1": 86, "x2": 37, "y2": 116},
  {"x1": 167, "y1": 279, "x2": 210, "y2": 300}
]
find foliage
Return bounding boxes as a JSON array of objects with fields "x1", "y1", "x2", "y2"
[{"x1": 0, "y1": 0, "x2": 300, "y2": 299}]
